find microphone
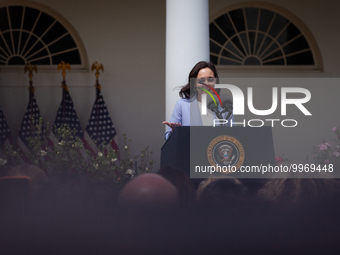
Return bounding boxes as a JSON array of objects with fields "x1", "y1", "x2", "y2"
[
  {"x1": 207, "y1": 100, "x2": 223, "y2": 119},
  {"x1": 207, "y1": 93, "x2": 233, "y2": 120},
  {"x1": 221, "y1": 94, "x2": 233, "y2": 120}
]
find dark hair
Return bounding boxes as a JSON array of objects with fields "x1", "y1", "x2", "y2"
[
  {"x1": 198, "y1": 178, "x2": 248, "y2": 209},
  {"x1": 258, "y1": 177, "x2": 340, "y2": 205},
  {"x1": 179, "y1": 61, "x2": 219, "y2": 99}
]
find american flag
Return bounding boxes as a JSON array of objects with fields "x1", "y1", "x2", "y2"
[
  {"x1": 85, "y1": 86, "x2": 119, "y2": 153},
  {"x1": 0, "y1": 106, "x2": 13, "y2": 159},
  {"x1": 18, "y1": 87, "x2": 46, "y2": 161},
  {"x1": 53, "y1": 84, "x2": 84, "y2": 140}
]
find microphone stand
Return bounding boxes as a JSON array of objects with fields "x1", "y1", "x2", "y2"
[{"x1": 207, "y1": 101, "x2": 233, "y2": 125}]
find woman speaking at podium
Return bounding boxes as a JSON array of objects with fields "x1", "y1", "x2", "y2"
[{"x1": 163, "y1": 61, "x2": 233, "y2": 140}]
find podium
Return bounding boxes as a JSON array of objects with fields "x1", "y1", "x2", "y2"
[
  {"x1": 161, "y1": 126, "x2": 276, "y2": 189},
  {"x1": 161, "y1": 126, "x2": 190, "y2": 175}
]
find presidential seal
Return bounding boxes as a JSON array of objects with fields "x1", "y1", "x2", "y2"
[{"x1": 207, "y1": 135, "x2": 245, "y2": 173}]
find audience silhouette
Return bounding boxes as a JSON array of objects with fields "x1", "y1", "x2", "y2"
[{"x1": 0, "y1": 165, "x2": 339, "y2": 254}]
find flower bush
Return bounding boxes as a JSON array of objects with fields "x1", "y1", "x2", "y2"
[
  {"x1": 313, "y1": 126, "x2": 340, "y2": 165},
  {"x1": 1, "y1": 118, "x2": 155, "y2": 187},
  {"x1": 275, "y1": 155, "x2": 289, "y2": 166}
]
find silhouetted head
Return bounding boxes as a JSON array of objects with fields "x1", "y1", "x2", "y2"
[
  {"x1": 198, "y1": 178, "x2": 248, "y2": 210},
  {"x1": 118, "y1": 173, "x2": 178, "y2": 209},
  {"x1": 258, "y1": 176, "x2": 340, "y2": 206},
  {"x1": 8, "y1": 165, "x2": 48, "y2": 192}
]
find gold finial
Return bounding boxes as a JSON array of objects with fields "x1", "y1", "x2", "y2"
[
  {"x1": 57, "y1": 61, "x2": 71, "y2": 83},
  {"x1": 91, "y1": 61, "x2": 104, "y2": 90},
  {"x1": 24, "y1": 63, "x2": 37, "y2": 82}
]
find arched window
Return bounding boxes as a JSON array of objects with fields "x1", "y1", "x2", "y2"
[
  {"x1": 210, "y1": 2, "x2": 322, "y2": 71},
  {"x1": 0, "y1": 1, "x2": 88, "y2": 70}
]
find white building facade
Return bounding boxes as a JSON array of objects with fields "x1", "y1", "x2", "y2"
[{"x1": 0, "y1": 0, "x2": 339, "y2": 170}]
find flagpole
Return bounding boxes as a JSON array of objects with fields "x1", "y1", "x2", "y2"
[
  {"x1": 19, "y1": 63, "x2": 45, "y2": 163},
  {"x1": 24, "y1": 63, "x2": 37, "y2": 137},
  {"x1": 91, "y1": 61, "x2": 104, "y2": 143},
  {"x1": 57, "y1": 61, "x2": 71, "y2": 125},
  {"x1": 85, "y1": 61, "x2": 119, "y2": 156}
]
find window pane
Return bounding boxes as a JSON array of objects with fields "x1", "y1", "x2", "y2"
[
  {"x1": 0, "y1": 55, "x2": 6, "y2": 63},
  {"x1": 27, "y1": 45, "x2": 48, "y2": 60},
  {"x1": 220, "y1": 57, "x2": 241, "y2": 65},
  {"x1": 254, "y1": 33, "x2": 264, "y2": 54},
  {"x1": 258, "y1": 9, "x2": 275, "y2": 32},
  {"x1": 0, "y1": 39, "x2": 10, "y2": 56},
  {"x1": 283, "y1": 36, "x2": 310, "y2": 55},
  {"x1": 231, "y1": 36, "x2": 246, "y2": 56},
  {"x1": 263, "y1": 59, "x2": 285, "y2": 65},
  {"x1": 210, "y1": 40, "x2": 221, "y2": 55},
  {"x1": 261, "y1": 43, "x2": 279, "y2": 59},
  {"x1": 12, "y1": 31, "x2": 20, "y2": 54},
  {"x1": 221, "y1": 49, "x2": 242, "y2": 61},
  {"x1": 31, "y1": 57, "x2": 50, "y2": 65},
  {"x1": 286, "y1": 51, "x2": 314, "y2": 65},
  {"x1": 9, "y1": 6, "x2": 23, "y2": 29},
  {"x1": 0, "y1": 48, "x2": 7, "y2": 59},
  {"x1": 23, "y1": 7, "x2": 40, "y2": 32},
  {"x1": 52, "y1": 49, "x2": 81, "y2": 65},
  {"x1": 22, "y1": 36, "x2": 38, "y2": 56},
  {"x1": 0, "y1": 7, "x2": 10, "y2": 31},
  {"x1": 229, "y1": 9, "x2": 245, "y2": 32},
  {"x1": 215, "y1": 14, "x2": 235, "y2": 38},
  {"x1": 42, "y1": 22, "x2": 68, "y2": 45},
  {"x1": 277, "y1": 23, "x2": 301, "y2": 45},
  {"x1": 48, "y1": 34, "x2": 77, "y2": 54},
  {"x1": 2, "y1": 32, "x2": 13, "y2": 54},
  {"x1": 8, "y1": 56, "x2": 25, "y2": 65},
  {"x1": 263, "y1": 49, "x2": 283, "y2": 62},
  {"x1": 225, "y1": 42, "x2": 244, "y2": 59},
  {"x1": 257, "y1": 36, "x2": 273, "y2": 56},
  {"x1": 269, "y1": 14, "x2": 289, "y2": 38},
  {"x1": 244, "y1": 57, "x2": 261, "y2": 65},
  {"x1": 19, "y1": 32, "x2": 29, "y2": 54},
  {"x1": 33, "y1": 12, "x2": 55, "y2": 37},
  {"x1": 210, "y1": 55, "x2": 218, "y2": 65},
  {"x1": 210, "y1": 23, "x2": 227, "y2": 45},
  {"x1": 245, "y1": 8, "x2": 259, "y2": 30},
  {"x1": 239, "y1": 32, "x2": 249, "y2": 55},
  {"x1": 248, "y1": 32, "x2": 256, "y2": 54}
]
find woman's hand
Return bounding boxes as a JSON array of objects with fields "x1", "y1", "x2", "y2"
[{"x1": 162, "y1": 121, "x2": 182, "y2": 133}]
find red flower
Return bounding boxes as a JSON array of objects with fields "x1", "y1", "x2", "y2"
[{"x1": 275, "y1": 157, "x2": 283, "y2": 165}]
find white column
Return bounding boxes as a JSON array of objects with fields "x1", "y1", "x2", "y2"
[{"x1": 165, "y1": 0, "x2": 210, "y2": 122}]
